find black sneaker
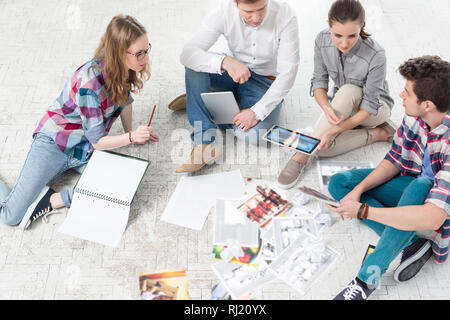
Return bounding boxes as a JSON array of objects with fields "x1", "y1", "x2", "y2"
[
  {"x1": 19, "y1": 187, "x2": 57, "y2": 229},
  {"x1": 394, "y1": 237, "x2": 432, "y2": 282},
  {"x1": 333, "y1": 277, "x2": 377, "y2": 300}
]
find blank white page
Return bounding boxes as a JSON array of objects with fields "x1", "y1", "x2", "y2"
[
  {"x1": 58, "y1": 192, "x2": 129, "y2": 247},
  {"x1": 160, "y1": 170, "x2": 245, "y2": 230},
  {"x1": 76, "y1": 150, "x2": 149, "y2": 203}
]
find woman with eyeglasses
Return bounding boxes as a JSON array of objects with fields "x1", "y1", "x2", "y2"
[{"x1": 0, "y1": 14, "x2": 158, "y2": 229}]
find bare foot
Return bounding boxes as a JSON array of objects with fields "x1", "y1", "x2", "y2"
[
  {"x1": 50, "y1": 192, "x2": 65, "y2": 209},
  {"x1": 370, "y1": 127, "x2": 389, "y2": 143},
  {"x1": 292, "y1": 152, "x2": 309, "y2": 164}
]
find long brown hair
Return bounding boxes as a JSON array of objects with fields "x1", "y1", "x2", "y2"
[
  {"x1": 93, "y1": 15, "x2": 150, "y2": 106},
  {"x1": 328, "y1": 0, "x2": 371, "y2": 40}
]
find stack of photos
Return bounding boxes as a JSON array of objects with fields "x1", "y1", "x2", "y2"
[
  {"x1": 236, "y1": 185, "x2": 292, "y2": 229},
  {"x1": 272, "y1": 216, "x2": 318, "y2": 255},
  {"x1": 214, "y1": 199, "x2": 259, "y2": 248},
  {"x1": 268, "y1": 231, "x2": 339, "y2": 295},
  {"x1": 211, "y1": 282, "x2": 259, "y2": 300},
  {"x1": 260, "y1": 204, "x2": 325, "y2": 247},
  {"x1": 211, "y1": 282, "x2": 232, "y2": 300},
  {"x1": 210, "y1": 182, "x2": 338, "y2": 297},
  {"x1": 211, "y1": 260, "x2": 276, "y2": 299},
  {"x1": 317, "y1": 160, "x2": 374, "y2": 194},
  {"x1": 139, "y1": 269, "x2": 189, "y2": 300},
  {"x1": 212, "y1": 237, "x2": 263, "y2": 266},
  {"x1": 259, "y1": 241, "x2": 277, "y2": 266}
]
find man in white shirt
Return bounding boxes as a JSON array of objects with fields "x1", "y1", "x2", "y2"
[{"x1": 171, "y1": 0, "x2": 300, "y2": 173}]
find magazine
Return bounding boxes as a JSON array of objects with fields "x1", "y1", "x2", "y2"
[
  {"x1": 212, "y1": 237, "x2": 263, "y2": 266},
  {"x1": 298, "y1": 186, "x2": 340, "y2": 207},
  {"x1": 236, "y1": 185, "x2": 292, "y2": 229},
  {"x1": 139, "y1": 269, "x2": 189, "y2": 300},
  {"x1": 317, "y1": 160, "x2": 374, "y2": 194}
]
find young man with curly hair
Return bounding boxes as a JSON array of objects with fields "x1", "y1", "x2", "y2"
[{"x1": 327, "y1": 55, "x2": 450, "y2": 300}]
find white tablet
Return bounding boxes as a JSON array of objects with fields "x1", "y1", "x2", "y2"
[{"x1": 200, "y1": 91, "x2": 240, "y2": 124}]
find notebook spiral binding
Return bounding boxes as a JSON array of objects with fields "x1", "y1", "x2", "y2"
[{"x1": 75, "y1": 188, "x2": 130, "y2": 207}]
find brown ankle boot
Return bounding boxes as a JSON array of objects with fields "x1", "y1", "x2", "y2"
[
  {"x1": 175, "y1": 144, "x2": 222, "y2": 173},
  {"x1": 168, "y1": 94, "x2": 186, "y2": 111}
]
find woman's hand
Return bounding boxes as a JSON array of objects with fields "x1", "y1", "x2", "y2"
[
  {"x1": 131, "y1": 126, "x2": 158, "y2": 144},
  {"x1": 317, "y1": 128, "x2": 334, "y2": 150},
  {"x1": 323, "y1": 105, "x2": 344, "y2": 125},
  {"x1": 148, "y1": 126, "x2": 159, "y2": 142}
]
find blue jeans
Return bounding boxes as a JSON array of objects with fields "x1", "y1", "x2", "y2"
[
  {"x1": 185, "y1": 67, "x2": 282, "y2": 145},
  {"x1": 328, "y1": 169, "x2": 433, "y2": 285},
  {"x1": 0, "y1": 133, "x2": 87, "y2": 226}
]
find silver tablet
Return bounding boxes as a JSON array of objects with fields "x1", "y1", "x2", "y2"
[{"x1": 200, "y1": 91, "x2": 240, "y2": 124}]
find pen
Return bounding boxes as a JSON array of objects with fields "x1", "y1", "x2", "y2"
[{"x1": 147, "y1": 102, "x2": 157, "y2": 127}]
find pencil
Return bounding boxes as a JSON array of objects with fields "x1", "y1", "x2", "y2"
[{"x1": 147, "y1": 102, "x2": 157, "y2": 127}]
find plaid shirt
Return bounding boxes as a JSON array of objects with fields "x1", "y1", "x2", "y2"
[
  {"x1": 385, "y1": 112, "x2": 450, "y2": 263},
  {"x1": 34, "y1": 58, "x2": 133, "y2": 161}
]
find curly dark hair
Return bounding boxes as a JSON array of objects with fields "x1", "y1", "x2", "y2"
[{"x1": 399, "y1": 55, "x2": 450, "y2": 113}]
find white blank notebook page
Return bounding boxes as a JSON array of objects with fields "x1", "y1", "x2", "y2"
[
  {"x1": 61, "y1": 193, "x2": 129, "y2": 246},
  {"x1": 76, "y1": 151, "x2": 148, "y2": 202}
]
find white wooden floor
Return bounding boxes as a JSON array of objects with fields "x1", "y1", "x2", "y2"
[{"x1": 0, "y1": 0, "x2": 449, "y2": 299}]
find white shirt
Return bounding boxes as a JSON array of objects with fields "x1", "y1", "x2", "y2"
[{"x1": 180, "y1": 0, "x2": 300, "y2": 121}]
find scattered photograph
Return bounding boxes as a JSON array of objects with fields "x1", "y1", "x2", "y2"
[
  {"x1": 298, "y1": 186, "x2": 340, "y2": 207},
  {"x1": 237, "y1": 185, "x2": 292, "y2": 229},
  {"x1": 211, "y1": 282, "x2": 232, "y2": 300},
  {"x1": 268, "y1": 231, "x2": 339, "y2": 295},
  {"x1": 272, "y1": 216, "x2": 318, "y2": 255},
  {"x1": 213, "y1": 237, "x2": 263, "y2": 266},
  {"x1": 214, "y1": 199, "x2": 259, "y2": 248},
  {"x1": 211, "y1": 260, "x2": 275, "y2": 299},
  {"x1": 259, "y1": 241, "x2": 277, "y2": 266},
  {"x1": 139, "y1": 269, "x2": 189, "y2": 300},
  {"x1": 317, "y1": 160, "x2": 374, "y2": 193},
  {"x1": 211, "y1": 282, "x2": 255, "y2": 300},
  {"x1": 362, "y1": 244, "x2": 376, "y2": 265}
]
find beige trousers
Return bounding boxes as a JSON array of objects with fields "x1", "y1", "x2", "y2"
[{"x1": 312, "y1": 84, "x2": 391, "y2": 158}]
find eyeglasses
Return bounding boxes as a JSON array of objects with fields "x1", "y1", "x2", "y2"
[{"x1": 127, "y1": 43, "x2": 152, "y2": 62}]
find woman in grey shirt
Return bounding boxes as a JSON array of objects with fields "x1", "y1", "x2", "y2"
[{"x1": 278, "y1": 0, "x2": 396, "y2": 189}]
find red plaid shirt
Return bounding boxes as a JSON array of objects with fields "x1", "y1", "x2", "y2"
[{"x1": 385, "y1": 113, "x2": 450, "y2": 263}]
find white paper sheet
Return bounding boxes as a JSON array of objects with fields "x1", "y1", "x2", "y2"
[
  {"x1": 160, "y1": 170, "x2": 245, "y2": 230},
  {"x1": 76, "y1": 150, "x2": 149, "y2": 203},
  {"x1": 214, "y1": 199, "x2": 259, "y2": 247},
  {"x1": 58, "y1": 150, "x2": 148, "y2": 246},
  {"x1": 58, "y1": 193, "x2": 129, "y2": 247}
]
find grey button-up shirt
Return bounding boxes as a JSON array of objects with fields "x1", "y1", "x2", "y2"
[{"x1": 311, "y1": 29, "x2": 394, "y2": 115}]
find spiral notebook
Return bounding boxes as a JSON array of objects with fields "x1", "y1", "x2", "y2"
[{"x1": 58, "y1": 150, "x2": 149, "y2": 246}]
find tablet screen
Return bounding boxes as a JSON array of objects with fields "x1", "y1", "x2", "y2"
[{"x1": 266, "y1": 126, "x2": 320, "y2": 154}]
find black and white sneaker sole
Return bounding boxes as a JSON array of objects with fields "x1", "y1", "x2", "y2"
[
  {"x1": 18, "y1": 186, "x2": 50, "y2": 229},
  {"x1": 394, "y1": 241, "x2": 432, "y2": 282}
]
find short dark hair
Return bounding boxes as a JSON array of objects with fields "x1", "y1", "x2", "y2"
[
  {"x1": 328, "y1": 0, "x2": 371, "y2": 40},
  {"x1": 399, "y1": 55, "x2": 450, "y2": 113}
]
